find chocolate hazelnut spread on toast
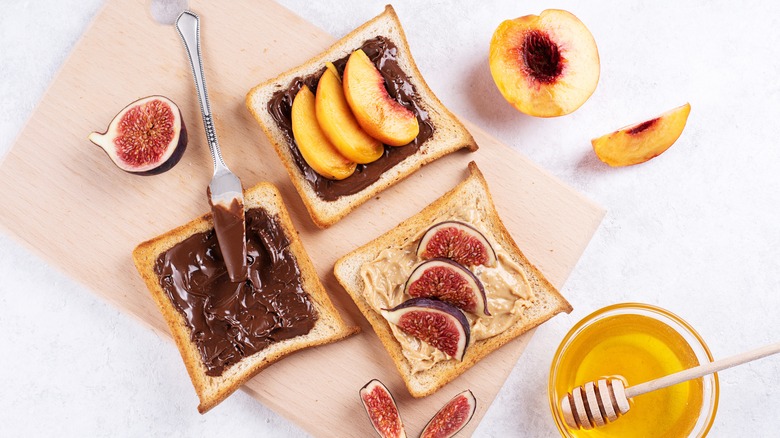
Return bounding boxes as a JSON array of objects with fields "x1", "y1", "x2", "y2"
[{"x1": 154, "y1": 207, "x2": 317, "y2": 376}]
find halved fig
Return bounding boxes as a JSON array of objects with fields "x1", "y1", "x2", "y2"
[
  {"x1": 417, "y1": 221, "x2": 497, "y2": 267},
  {"x1": 359, "y1": 379, "x2": 407, "y2": 438},
  {"x1": 405, "y1": 258, "x2": 489, "y2": 316},
  {"x1": 88, "y1": 95, "x2": 187, "y2": 175},
  {"x1": 381, "y1": 298, "x2": 470, "y2": 361},
  {"x1": 420, "y1": 389, "x2": 477, "y2": 438}
]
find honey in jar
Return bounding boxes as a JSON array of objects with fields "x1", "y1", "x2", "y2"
[{"x1": 549, "y1": 304, "x2": 718, "y2": 437}]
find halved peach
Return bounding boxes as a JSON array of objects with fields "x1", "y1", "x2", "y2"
[
  {"x1": 343, "y1": 49, "x2": 419, "y2": 146},
  {"x1": 316, "y1": 65, "x2": 384, "y2": 163},
  {"x1": 291, "y1": 85, "x2": 356, "y2": 180},
  {"x1": 592, "y1": 103, "x2": 691, "y2": 167},
  {"x1": 489, "y1": 9, "x2": 599, "y2": 117}
]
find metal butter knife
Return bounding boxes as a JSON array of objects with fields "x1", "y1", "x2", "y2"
[{"x1": 176, "y1": 11, "x2": 248, "y2": 282}]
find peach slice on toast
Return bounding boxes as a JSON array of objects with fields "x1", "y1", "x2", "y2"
[
  {"x1": 592, "y1": 103, "x2": 691, "y2": 167},
  {"x1": 316, "y1": 63, "x2": 384, "y2": 164},
  {"x1": 343, "y1": 49, "x2": 420, "y2": 146},
  {"x1": 489, "y1": 9, "x2": 600, "y2": 117},
  {"x1": 291, "y1": 85, "x2": 356, "y2": 180}
]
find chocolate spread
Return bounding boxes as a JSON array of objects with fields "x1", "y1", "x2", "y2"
[
  {"x1": 208, "y1": 194, "x2": 247, "y2": 283},
  {"x1": 154, "y1": 208, "x2": 317, "y2": 376},
  {"x1": 267, "y1": 36, "x2": 435, "y2": 201}
]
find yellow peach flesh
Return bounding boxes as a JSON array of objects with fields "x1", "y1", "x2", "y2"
[
  {"x1": 592, "y1": 103, "x2": 691, "y2": 167},
  {"x1": 343, "y1": 49, "x2": 419, "y2": 146},
  {"x1": 325, "y1": 62, "x2": 339, "y2": 78},
  {"x1": 291, "y1": 85, "x2": 356, "y2": 180},
  {"x1": 489, "y1": 9, "x2": 600, "y2": 117},
  {"x1": 316, "y1": 67, "x2": 384, "y2": 164}
]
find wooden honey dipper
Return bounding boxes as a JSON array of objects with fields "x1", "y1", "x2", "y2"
[{"x1": 560, "y1": 341, "x2": 780, "y2": 430}]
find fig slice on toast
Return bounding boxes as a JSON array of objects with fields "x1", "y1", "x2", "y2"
[
  {"x1": 381, "y1": 298, "x2": 470, "y2": 361},
  {"x1": 417, "y1": 221, "x2": 497, "y2": 267},
  {"x1": 359, "y1": 379, "x2": 407, "y2": 438},
  {"x1": 405, "y1": 258, "x2": 489, "y2": 316},
  {"x1": 420, "y1": 389, "x2": 477, "y2": 438}
]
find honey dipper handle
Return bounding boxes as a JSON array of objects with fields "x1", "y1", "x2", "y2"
[{"x1": 626, "y1": 341, "x2": 780, "y2": 399}]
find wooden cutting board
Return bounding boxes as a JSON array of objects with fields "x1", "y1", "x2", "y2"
[{"x1": 0, "y1": 0, "x2": 603, "y2": 436}]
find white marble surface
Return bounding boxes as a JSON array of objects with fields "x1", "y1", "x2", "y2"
[{"x1": 2, "y1": 0, "x2": 779, "y2": 436}]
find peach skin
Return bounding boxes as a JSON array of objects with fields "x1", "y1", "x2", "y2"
[
  {"x1": 343, "y1": 49, "x2": 419, "y2": 146},
  {"x1": 316, "y1": 65, "x2": 384, "y2": 164},
  {"x1": 592, "y1": 103, "x2": 691, "y2": 167}
]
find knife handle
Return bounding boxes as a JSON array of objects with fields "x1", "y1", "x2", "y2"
[{"x1": 175, "y1": 10, "x2": 228, "y2": 176}]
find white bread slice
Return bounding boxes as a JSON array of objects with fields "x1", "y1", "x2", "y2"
[
  {"x1": 132, "y1": 182, "x2": 359, "y2": 413},
  {"x1": 246, "y1": 5, "x2": 477, "y2": 228},
  {"x1": 334, "y1": 162, "x2": 572, "y2": 397}
]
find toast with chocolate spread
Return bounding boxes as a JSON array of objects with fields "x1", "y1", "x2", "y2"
[
  {"x1": 334, "y1": 162, "x2": 571, "y2": 397},
  {"x1": 132, "y1": 182, "x2": 358, "y2": 413},
  {"x1": 246, "y1": 5, "x2": 477, "y2": 228}
]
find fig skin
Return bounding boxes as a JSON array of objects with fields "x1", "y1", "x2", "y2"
[
  {"x1": 381, "y1": 297, "x2": 470, "y2": 361},
  {"x1": 359, "y1": 379, "x2": 407, "y2": 438},
  {"x1": 417, "y1": 221, "x2": 497, "y2": 267},
  {"x1": 405, "y1": 258, "x2": 489, "y2": 316},
  {"x1": 88, "y1": 95, "x2": 188, "y2": 176},
  {"x1": 420, "y1": 389, "x2": 477, "y2": 438}
]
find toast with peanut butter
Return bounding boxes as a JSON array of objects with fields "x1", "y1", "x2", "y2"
[
  {"x1": 133, "y1": 182, "x2": 358, "y2": 413},
  {"x1": 245, "y1": 5, "x2": 477, "y2": 228},
  {"x1": 334, "y1": 162, "x2": 571, "y2": 397}
]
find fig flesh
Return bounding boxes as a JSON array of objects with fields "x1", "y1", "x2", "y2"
[
  {"x1": 417, "y1": 221, "x2": 497, "y2": 267},
  {"x1": 359, "y1": 379, "x2": 407, "y2": 438},
  {"x1": 420, "y1": 389, "x2": 477, "y2": 438},
  {"x1": 88, "y1": 95, "x2": 187, "y2": 175},
  {"x1": 405, "y1": 258, "x2": 489, "y2": 316},
  {"x1": 381, "y1": 298, "x2": 470, "y2": 361}
]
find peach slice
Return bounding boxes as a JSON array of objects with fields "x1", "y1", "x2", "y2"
[
  {"x1": 489, "y1": 9, "x2": 599, "y2": 117},
  {"x1": 291, "y1": 85, "x2": 356, "y2": 180},
  {"x1": 324, "y1": 61, "x2": 339, "y2": 78},
  {"x1": 343, "y1": 49, "x2": 420, "y2": 146},
  {"x1": 592, "y1": 103, "x2": 691, "y2": 167},
  {"x1": 316, "y1": 64, "x2": 384, "y2": 164}
]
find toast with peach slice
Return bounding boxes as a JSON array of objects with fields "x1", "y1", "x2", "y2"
[{"x1": 246, "y1": 5, "x2": 477, "y2": 228}]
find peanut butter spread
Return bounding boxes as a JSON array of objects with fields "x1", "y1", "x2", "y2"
[{"x1": 360, "y1": 202, "x2": 534, "y2": 373}]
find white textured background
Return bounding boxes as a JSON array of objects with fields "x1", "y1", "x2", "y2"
[{"x1": 2, "y1": 0, "x2": 780, "y2": 436}]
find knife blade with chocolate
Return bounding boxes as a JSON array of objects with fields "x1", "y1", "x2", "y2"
[{"x1": 176, "y1": 11, "x2": 247, "y2": 282}]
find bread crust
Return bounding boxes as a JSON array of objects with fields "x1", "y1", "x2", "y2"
[
  {"x1": 245, "y1": 5, "x2": 477, "y2": 228},
  {"x1": 334, "y1": 162, "x2": 572, "y2": 397},
  {"x1": 132, "y1": 182, "x2": 358, "y2": 413}
]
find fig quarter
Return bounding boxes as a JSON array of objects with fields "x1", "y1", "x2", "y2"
[
  {"x1": 359, "y1": 379, "x2": 407, "y2": 438},
  {"x1": 420, "y1": 389, "x2": 477, "y2": 438}
]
